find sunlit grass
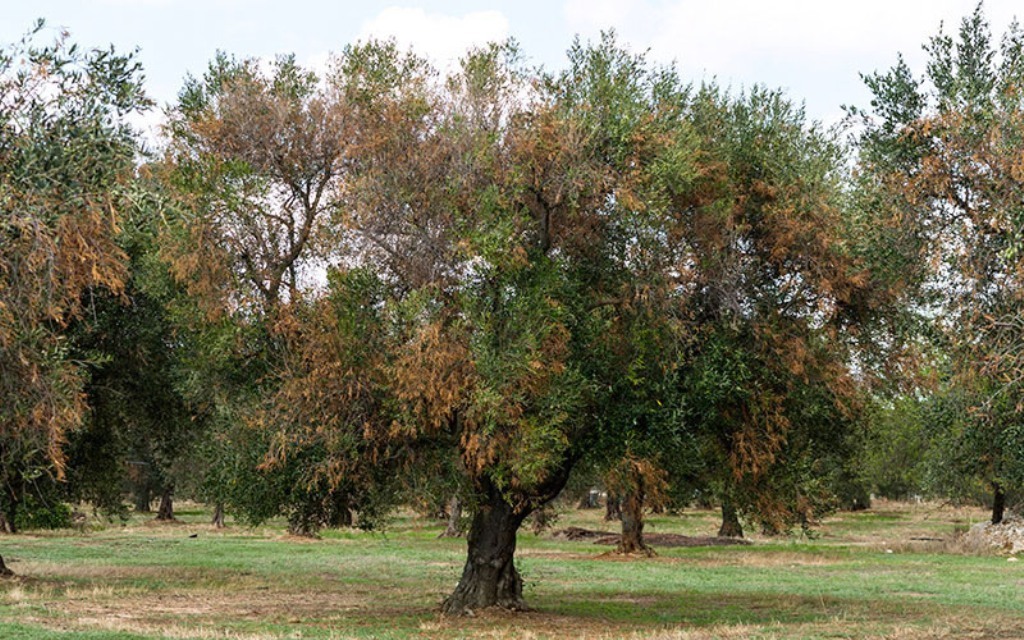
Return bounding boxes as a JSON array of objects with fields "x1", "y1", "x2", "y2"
[{"x1": 0, "y1": 501, "x2": 1020, "y2": 639}]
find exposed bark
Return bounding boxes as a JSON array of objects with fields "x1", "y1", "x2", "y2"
[
  {"x1": 0, "y1": 512, "x2": 10, "y2": 535},
  {"x1": 156, "y1": 487, "x2": 175, "y2": 521},
  {"x1": 442, "y1": 449, "x2": 578, "y2": 615},
  {"x1": 441, "y1": 483, "x2": 528, "y2": 615},
  {"x1": 211, "y1": 502, "x2": 225, "y2": 529},
  {"x1": 439, "y1": 496, "x2": 463, "y2": 538},
  {"x1": 718, "y1": 500, "x2": 744, "y2": 538},
  {"x1": 992, "y1": 482, "x2": 1006, "y2": 525},
  {"x1": 604, "y1": 491, "x2": 621, "y2": 522},
  {"x1": 617, "y1": 488, "x2": 654, "y2": 556}
]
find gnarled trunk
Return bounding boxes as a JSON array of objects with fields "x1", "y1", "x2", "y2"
[
  {"x1": 439, "y1": 496, "x2": 463, "y2": 538},
  {"x1": 441, "y1": 484, "x2": 528, "y2": 615},
  {"x1": 211, "y1": 502, "x2": 225, "y2": 528},
  {"x1": 156, "y1": 487, "x2": 175, "y2": 521},
  {"x1": 617, "y1": 488, "x2": 653, "y2": 556},
  {"x1": 992, "y1": 482, "x2": 1006, "y2": 525},
  {"x1": 719, "y1": 499, "x2": 743, "y2": 538}
]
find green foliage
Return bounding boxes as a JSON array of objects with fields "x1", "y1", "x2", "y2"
[
  {"x1": 0, "y1": 21, "x2": 148, "y2": 532},
  {"x1": 852, "y1": 4, "x2": 1024, "y2": 514},
  {"x1": 859, "y1": 396, "x2": 930, "y2": 500},
  {"x1": 14, "y1": 492, "x2": 72, "y2": 531}
]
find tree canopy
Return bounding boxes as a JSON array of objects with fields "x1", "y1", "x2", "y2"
[{"x1": 0, "y1": 22, "x2": 148, "y2": 533}]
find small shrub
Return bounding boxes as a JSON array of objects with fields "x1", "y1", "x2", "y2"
[{"x1": 15, "y1": 494, "x2": 73, "y2": 530}]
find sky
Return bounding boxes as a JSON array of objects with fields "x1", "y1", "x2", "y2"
[{"x1": 2, "y1": 1, "x2": 1022, "y2": 129}]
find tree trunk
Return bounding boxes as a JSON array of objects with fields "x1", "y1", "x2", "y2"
[
  {"x1": 992, "y1": 482, "x2": 1006, "y2": 525},
  {"x1": 325, "y1": 491, "x2": 353, "y2": 528},
  {"x1": 439, "y1": 496, "x2": 463, "y2": 538},
  {"x1": 134, "y1": 484, "x2": 152, "y2": 513},
  {"x1": 287, "y1": 518, "x2": 319, "y2": 537},
  {"x1": 156, "y1": 487, "x2": 174, "y2": 521},
  {"x1": 604, "y1": 491, "x2": 621, "y2": 522},
  {"x1": 2, "y1": 471, "x2": 23, "y2": 534},
  {"x1": 719, "y1": 500, "x2": 743, "y2": 538},
  {"x1": 329, "y1": 506, "x2": 353, "y2": 528},
  {"x1": 617, "y1": 488, "x2": 653, "y2": 556},
  {"x1": 576, "y1": 488, "x2": 599, "y2": 509},
  {"x1": 211, "y1": 502, "x2": 225, "y2": 528},
  {"x1": 0, "y1": 553, "x2": 12, "y2": 578},
  {"x1": 441, "y1": 484, "x2": 528, "y2": 615}
]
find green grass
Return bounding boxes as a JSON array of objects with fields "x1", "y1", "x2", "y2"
[{"x1": 1, "y1": 501, "x2": 1020, "y2": 639}]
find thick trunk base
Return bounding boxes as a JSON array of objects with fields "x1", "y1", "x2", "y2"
[
  {"x1": 211, "y1": 503, "x2": 225, "y2": 529},
  {"x1": 441, "y1": 553, "x2": 525, "y2": 615},
  {"x1": 441, "y1": 488, "x2": 527, "y2": 615},
  {"x1": 992, "y1": 483, "x2": 1006, "y2": 525},
  {"x1": 719, "y1": 501, "x2": 744, "y2": 538},
  {"x1": 616, "y1": 491, "x2": 654, "y2": 557},
  {"x1": 156, "y1": 489, "x2": 175, "y2": 521}
]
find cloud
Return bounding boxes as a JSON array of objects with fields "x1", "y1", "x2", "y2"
[
  {"x1": 357, "y1": 7, "x2": 510, "y2": 68},
  {"x1": 561, "y1": 0, "x2": 1023, "y2": 124},
  {"x1": 92, "y1": 0, "x2": 174, "y2": 6},
  {"x1": 564, "y1": 0, "x2": 634, "y2": 32},
  {"x1": 563, "y1": 0, "x2": 1019, "y2": 71}
]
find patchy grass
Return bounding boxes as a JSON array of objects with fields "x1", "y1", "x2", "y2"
[{"x1": 1, "y1": 501, "x2": 1021, "y2": 639}]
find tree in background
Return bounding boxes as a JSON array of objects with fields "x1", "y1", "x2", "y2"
[
  {"x1": 161, "y1": 51, "x2": 355, "y2": 534},
  {"x1": 66, "y1": 189, "x2": 203, "y2": 523},
  {"x1": 851, "y1": 4, "x2": 1024, "y2": 523},
  {"x1": 0, "y1": 22, "x2": 147, "y2": 571},
  {"x1": 670, "y1": 85, "x2": 879, "y2": 537},
  {"x1": 858, "y1": 395, "x2": 931, "y2": 501}
]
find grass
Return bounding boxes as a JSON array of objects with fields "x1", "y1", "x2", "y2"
[{"x1": 0, "y1": 500, "x2": 1021, "y2": 639}]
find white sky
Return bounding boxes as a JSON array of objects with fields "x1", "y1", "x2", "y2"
[{"x1": 2, "y1": 1, "x2": 1021, "y2": 126}]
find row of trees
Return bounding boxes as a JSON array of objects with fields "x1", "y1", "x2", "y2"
[{"x1": 2, "y1": 5, "x2": 1023, "y2": 611}]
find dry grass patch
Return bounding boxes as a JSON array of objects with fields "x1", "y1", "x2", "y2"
[
  {"x1": 684, "y1": 550, "x2": 842, "y2": 568},
  {"x1": 28, "y1": 586, "x2": 383, "y2": 639}
]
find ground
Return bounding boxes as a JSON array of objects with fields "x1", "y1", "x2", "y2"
[{"x1": 0, "y1": 500, "x2": 1021, "y2": 639}]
